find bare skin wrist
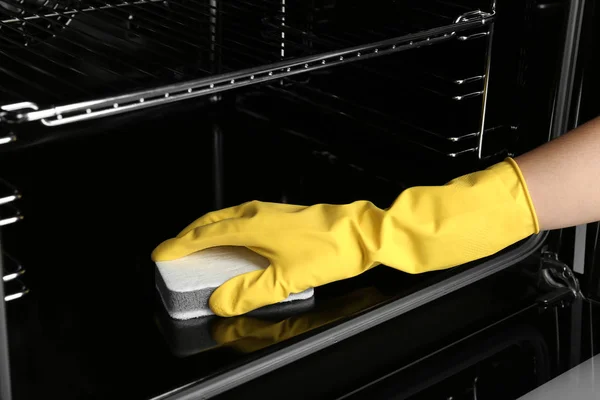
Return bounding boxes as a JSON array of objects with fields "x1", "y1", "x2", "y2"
[{"x1": 514, "y1": 116, "x2": 600, "y2": 231}]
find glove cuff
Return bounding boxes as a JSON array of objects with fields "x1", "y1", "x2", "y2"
[
  {"x1": 491, "y1": 157, "x2": 541, "y2": 235},
  {"x1": 372, "y1": 158, "x2": 541, "y2": 274}
]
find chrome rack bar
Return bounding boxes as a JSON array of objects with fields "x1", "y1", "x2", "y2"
[
  {"x1": 0, "y1": 0, "x2": 164, "y2": 24},
  {"x1": 2, "y1": 253, "x2": 24, "y2": 283},
  {"x1": 0, "y1": 9, "x2": 494, "y2": 128},
  {"x1": 476, "y1": 3, "x2": 496, "y2": 159},
  {"x1": 0, "y1": 204, "x2": 23, "y2": 227},
  {"x1": 3, "y1": 278, "x2": 29, "y2": 302},
  {"x1": 0, "y1": 179, "x2": 20, "y2": 206}
]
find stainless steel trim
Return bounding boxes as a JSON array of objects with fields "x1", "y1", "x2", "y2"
[
  {"x1": 573, "y1": 224, "x2": 587, "y2": 274},
  {"x1": 549, "y1": 0, "x2": 586, "y2": 140}
]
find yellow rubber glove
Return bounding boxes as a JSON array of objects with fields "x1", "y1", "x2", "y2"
[{"x1": 151, "y1": 158, "x2": 539, "y2": 317}]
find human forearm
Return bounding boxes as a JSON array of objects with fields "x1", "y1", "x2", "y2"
[{"x1": 515, "y1": 116, "x2": 600, "y2": 231}]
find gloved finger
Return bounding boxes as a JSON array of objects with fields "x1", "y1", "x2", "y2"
[
  {"x1": 151, "y1": 218, "x2": 264, "y2": 261},
  {"x1": 175, "y1": 204, "x2": 250, "y2": 238},
  {"x1": 209, "y1": 266, "x2": 290, "y2": 317},
  {"x1": 176, "y1": 201, "x2": 305, "y2": 238}
]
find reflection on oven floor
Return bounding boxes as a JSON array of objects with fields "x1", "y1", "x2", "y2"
[{"x1": 155, "y1": 286, "x2": 392, "y2": 357}]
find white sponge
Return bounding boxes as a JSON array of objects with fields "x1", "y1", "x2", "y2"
[{"x1": 155, "y1": 246, "x2": 314, "y2": 320}]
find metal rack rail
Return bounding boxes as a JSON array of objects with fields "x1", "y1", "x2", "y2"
[
  {"x1": 2, "y1": 251, "x2": 28, "y2": 302},
  {"x1": 0, "y1": 203, "x2": 22, "y2": 227},
  {"x1": 0, "y1": 179, "x2": 19, "y2": 206},
  {"x1": 0, "y1": 0, "x2": 494, "y2": 127},
  {"x1": 237, "y1": 70, "x2": 505, "y2": 158},
  {"x1": 2, "y1": 253, "x2": 24, "y2": 283}
]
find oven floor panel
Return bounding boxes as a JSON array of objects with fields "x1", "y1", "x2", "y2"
[
  {"x1": 4, "y1": 246, "x2": 537, "y2": 400},
  {"x1": 5, "y1": 259, "x2": 450, "y2": 399},
  {"x1": 0, "y1": 109, "x2": 527, "y2": 399}
]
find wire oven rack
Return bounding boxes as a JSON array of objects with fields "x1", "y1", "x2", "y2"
[{"x1": 0, "y1": 0, "x2": 495, "y2": 127}]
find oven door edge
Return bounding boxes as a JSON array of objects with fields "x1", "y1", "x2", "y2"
[{"x1": 0, "y1": 231, "x2": 12, "y2": 400}]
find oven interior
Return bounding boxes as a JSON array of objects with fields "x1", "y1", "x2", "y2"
[{"x1": 0, "y1": 0, "x2": 570, "y2": 398}]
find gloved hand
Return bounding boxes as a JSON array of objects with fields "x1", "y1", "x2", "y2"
[{"x1": 151, "y1": 158, "x2": 539, "y2": 317}]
